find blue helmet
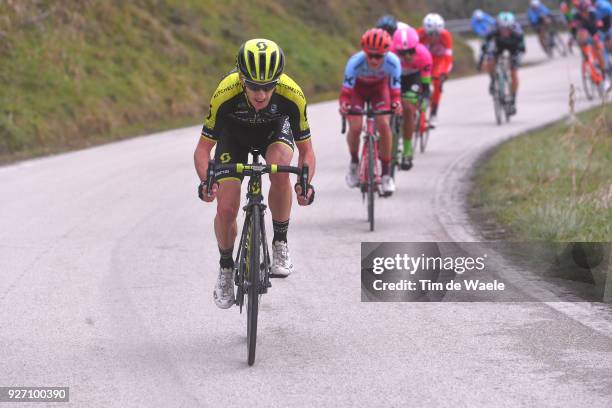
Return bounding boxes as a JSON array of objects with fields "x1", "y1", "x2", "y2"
[{"x1": 376, "y1": 15, "x2": 398, "y2": 35}]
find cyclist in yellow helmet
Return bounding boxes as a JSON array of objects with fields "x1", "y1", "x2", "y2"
[{"x1": 194, "y1": 38, "x2": 316, "y2": 309}]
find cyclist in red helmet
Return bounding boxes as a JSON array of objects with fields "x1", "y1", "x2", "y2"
[{"x1": 339, "y1": 28, "x2": 403, "y2": 196}]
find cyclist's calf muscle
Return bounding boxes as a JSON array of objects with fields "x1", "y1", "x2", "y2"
[{"x1": 215, "y1": 181, "x2": 241, "y2": 250}]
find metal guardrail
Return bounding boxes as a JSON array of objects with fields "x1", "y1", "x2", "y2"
[{"x1": 446, "y1": 11, "x2": 565, "y2": 34}]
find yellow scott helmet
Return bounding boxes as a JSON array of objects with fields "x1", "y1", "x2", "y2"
[{"x1": 236, "y1": 38, "x2": 285, "y2": 83}]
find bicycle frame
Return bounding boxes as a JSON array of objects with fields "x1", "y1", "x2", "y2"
[
  {"x1": 359, "y1": 108, "x2": 382, "y2": 190},
  {"x1": 233, "y1": 153, "x2": 271, "y2": 303},
  {"x1": 341, "y1": 103, "x2": 394, "y2": 230},
  {"x1": 492, "y1": 54, "x2": 512, "y2": 124},
  {"x1": 413, "y1": 94, "x2": 431, "y2": 153}
]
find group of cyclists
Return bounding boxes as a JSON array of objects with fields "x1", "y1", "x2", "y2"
[
  {"x1": 472, "y1": 0, "x2": 612, "y2": 97},
  {"x1": 194, "y1": 3, "x2": 611, "y2": 310},
  {"x1": 340, "y1": 13, "x2": 455, "y2": 195}
]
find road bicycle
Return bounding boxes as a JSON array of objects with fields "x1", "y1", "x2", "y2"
[
  {"x1": 580, "y1": 44, "x2": 606, "y2": 101},
  {"x1": 206, "y1": 153, "x2": 309, "y2": 366},
  {"x1": 342, "y1": 102, "x2": 394, "y2": 231},
  {"x1": 491, "y1": 54, "x2": 513, "y2": 125}
]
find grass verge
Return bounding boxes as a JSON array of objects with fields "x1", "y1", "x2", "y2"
[{"x1": 470, "y1": 104, "x2": 611, "y2": 241}]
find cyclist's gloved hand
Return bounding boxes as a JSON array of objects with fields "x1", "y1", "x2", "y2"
[
  {"x1": 295, "y1": 183, "x2": 315, "y2": 206},
  {"x1": 391, "y1": 101, "x2": 403, "y2": 116},
  {"x1": 198, "y1": 180, "x2": 218, "y2": 202},
  {"x1": 339, "y1": 102, "x2": 350, "y2": 115}
]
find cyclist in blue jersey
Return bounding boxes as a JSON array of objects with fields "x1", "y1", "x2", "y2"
[
  {"x1": 528, "y1": 0, "x2": 555, "y2": 52},
  {"x1": 595, "y1": 0, "x2": 612, "y2": 69},
  {"x1": 471, "y1": 9, "x2": 497, "y2": 70}
]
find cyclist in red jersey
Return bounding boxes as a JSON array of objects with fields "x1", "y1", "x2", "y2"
[
  {"x1": 339, "y1": 28, "x2": 403, "y2": 195},
  {"x1": 417, "y1": 13, "x2": 453, "y2": 122}
]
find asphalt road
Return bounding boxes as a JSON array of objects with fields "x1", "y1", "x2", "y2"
[{"x1": 1, "y1": 35, "x2": 610, "y2": 407}]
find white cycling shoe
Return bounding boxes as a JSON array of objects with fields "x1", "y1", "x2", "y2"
[
  {"x1": 213, "y1": 267, "x2": 235, "y2": 309},
  {"x1": 271, "y1": 241, "x2": 294, "y2": 277},
  {"x1": 345, "y1": 162, "x2": 359, "y2": 188},
  {"x1": 381, "y1": 175, "x2": 396, "y2": 196}
]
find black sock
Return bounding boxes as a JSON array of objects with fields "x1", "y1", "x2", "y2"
[
  {"x1": 381, "y1": 159, "x2": 390, "y2": 176},
  {"x1": 219, "y1": 246, "x2": 234, "y2": 269},
  {"x1": 430, "y1": 104, "x2": 438, "y2": 116},
  {"x1": 351, "y1": 153, "x2": 359, "y2": 164},
  {"x1": 272, "y1": 219, "x2": 289, "y2": 244}
]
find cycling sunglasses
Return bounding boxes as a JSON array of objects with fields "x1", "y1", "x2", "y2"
[
  {"x1": 243, "y1": 79, "x2": 278, "y2": 92},
  {"x1": 366, "y1": 53, "x2": 385, "y2": 60},
  {"x1": 397, "y1": 48, "x2": 416, "y2": 56}
]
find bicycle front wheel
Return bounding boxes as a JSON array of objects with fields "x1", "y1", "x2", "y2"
[
  {"x1": 246, "y1": 205, "x2": 261, "y2": 366},
  {"x1": 390, "y1": 115, "x2": 401, "y2": 178},
  {"x1": 419, "y1": 110, "x2": 429, "y2": 153},
  {"x1": 492, "y1": 78, "x2": 502, "y2": 125},
  {"x1": 367, "y1": 137, "x2": 375, "y2": 232},
  {"x1": 413, "y1": 109, "x2": 422, "y2": 152},
  {"x1": 500, "y1": 74, "x2": 511, "y2": 123}
]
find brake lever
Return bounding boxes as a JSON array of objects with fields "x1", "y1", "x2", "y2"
[
  {"x1": 206, "y1": 160, "x2": 216, "y2": 197},
  {"x1": 300, "y1": 164, "x2": 309, "y2": 198}
]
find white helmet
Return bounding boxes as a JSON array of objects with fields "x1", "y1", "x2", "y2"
[
  {"x1": 530, "y1": 0, "x2": 541, "y2": 7},
  {"x1": 423, "y1": 13, "x2": 445, "y2": 35},
  {"x1": 497, "y1": 12, "x2": 516, "y2": 28},
  {"x1": 473, "y1": 9, "x2": 485, "y2": 20}
]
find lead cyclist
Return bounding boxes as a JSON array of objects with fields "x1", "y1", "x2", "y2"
[{"x1": 194, "y1": 39, "x2": 316, "y2": 309}]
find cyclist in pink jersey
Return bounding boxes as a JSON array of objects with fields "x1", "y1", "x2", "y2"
[{"x1": 391, "y1": 26, "x2": 432, "y2": 170}]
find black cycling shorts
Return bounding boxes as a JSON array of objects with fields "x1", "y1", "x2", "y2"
[
  {"x1": 495, "y1": 50, "x2": 522, "y2": 70},
  {"x1": 214, "y1": 116, "x2": 294, "y2": 182},
  {"x1": 400, "y1": 72, "x2": 421, "y2": 103},
  {"x1": 533, "y1": 17, "x2": 546, "y2": 32},
  {"x1": 487, "y1": 45, "x2": 522, "y2": 70}
]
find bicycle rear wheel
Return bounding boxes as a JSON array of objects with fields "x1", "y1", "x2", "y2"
[
  {"x1": 367, "y1": 137, "x2": 375, "y2": 232},
  {"x1": 246, "y1": 205, "x2": 261, "y2": 366}
]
